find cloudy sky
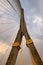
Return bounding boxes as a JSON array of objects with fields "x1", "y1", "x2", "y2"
[{"x1": 0, "y1": 0, "x2": 43, "y2": 65}]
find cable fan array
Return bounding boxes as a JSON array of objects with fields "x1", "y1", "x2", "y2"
[{"x1": 0, "y1": 0, "x2": 21, "y2": 64}]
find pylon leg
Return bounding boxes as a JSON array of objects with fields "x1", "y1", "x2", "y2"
[
  {"x1": 6, "y1": 28, "x2": 22, "y2": 65},
  {"x1": 6, "y1": 46, "x2": 20, "y2": 65},
  {"x1": 20, "y1": 8, "x2": 43, "y2": 65},
  {"x1": 26, "y1": 39, "x2": 43, "y2": 65}
]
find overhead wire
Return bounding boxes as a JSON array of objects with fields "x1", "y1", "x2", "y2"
[
  {"x1": 0, "y1": 25, "x2": 19, "y2": 63},
  {"x1": 0, "y1": 22, "x2": 16, "y2": 24},
  {"x1": 7, "y1": 0, "x2": 21, "y2": 16},
  {"x1": 0, "y1": 0, "x2": 19, "y2": 17},
  {"x1": 7, "y1": 0, "x2": 20, "y2": 16},
  {"x1": 0, "y1": 23, "x2": 19, "y2": 34},
  {"x1": 0, "y1": 5, "x2": 16, "y2": 18},
  {"x1": 2, "y1": 0, "x2": 20, "y2": 29},
  {"x1": 0, "y1": 0, "x2": 22, "y2": 23},
  {"x1": 1, "y1": 2, "x2": 20, "y2": 21},
  {"x1": 0, "y1": 1, "x2": 14, "y2": 14},
  {"x1": 0, "y1": 0, "x2": 15, "y2": 12},
  {"x1": 1, "y1": 0, "x2": 20, "y2": 27},
  {"x1": 0, "y1": 16, "x2": 19, "y2": 23},
  {"x1": 7, "y1": 0, "x2": 16, "y2": 12},
  {"x1": 3, "y1": 25, "x2": 19, "y2": 38},
  {"x1": 0, "y1": 0, "x2": 20, "y2": 34},
  {"x1": 0, "y1": 15, "x2": 19, "y2": 23},
  {"x1": 0, "y1": 18, "x2": 19, "y2": 24},
  {"x1": 0, "y1": 0, "x2": 21, "y2": 64}
]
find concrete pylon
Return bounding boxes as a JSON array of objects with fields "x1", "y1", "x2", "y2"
[
  {"x1": 5, "y1": 3, "x2": 43, "y2": 64},
  {"x1": 6, "y1": 28, "x2": 22, "y2": 65},
  {"x1": 20, "y1": 8, "x2": 43, "y2": 65}
]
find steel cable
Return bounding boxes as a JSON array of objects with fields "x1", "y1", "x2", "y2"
[
  {"x1": 0, "y1": 23, "x2": 19, "y2": 34},
  {"x1": 0, "y1": 0, "x2": 19, "y2": 16},
  {"x1": 0, "y1": 0, "x2": 21, "y2": 63}
]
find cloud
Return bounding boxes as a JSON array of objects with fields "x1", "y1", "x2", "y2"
[
  {"x1": 33, "y1": 15, "x2": 42, "y2": 25},
  {"x1": 27, "y1": 12, "x2": 43, "y2": 45},
  {"x1": 0, "y1": 41, "x2": 12, "y2": 65}
]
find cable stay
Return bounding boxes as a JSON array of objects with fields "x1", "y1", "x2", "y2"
[
  {"x1": 0, "y1": 24, "x2": 19, "y2": 34},
  {"x1": 0, "y1": 0, "x2": 19, "y2": 16}
]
